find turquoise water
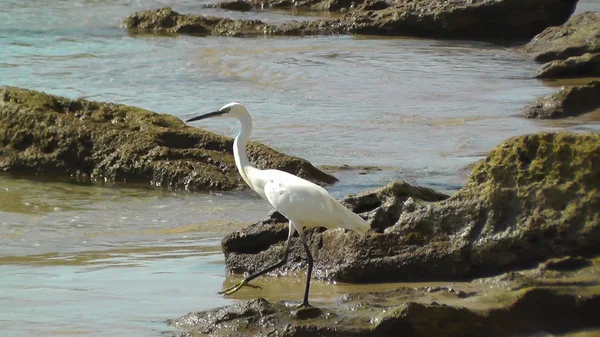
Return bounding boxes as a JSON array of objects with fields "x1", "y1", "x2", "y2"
[{"x1": 1, "y1": 1, "x2": 599, "y2": 336}]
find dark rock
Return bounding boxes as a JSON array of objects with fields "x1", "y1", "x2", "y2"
[
  {"x1": 525, "y1": 12, "x2": 600, "y2": 64},
  {"x1": 222, "y1": 132, "x2": 600, "y2": 283},
  {"x1": 171, "y1": 260, "x2": 600, "y2": 337},
  {"x1": 522, "y1": 81, "x2": 600, "y2": 118},
  {"x1": 340, "y1": 0, "x2": 578, "y2": 40},
  {"x1": 0, "y1": 86, "x2": 337, "y2": 190},
  {"x1": 536, "y1": 53, "x2": 600, "y2": 78},
  {"x1": 123, "y1": 0, "x2": 578, "y2": 40},
  {"x1": 539, "y1": 256, "x2": 592, "y2": 271},
  {"x1": 205, "y1": 0, "x2": 254, "y2": 12}
]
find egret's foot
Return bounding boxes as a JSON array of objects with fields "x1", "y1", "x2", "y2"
[{"x1": 217, "y1": 280, "x2": 261, "y2": 296}]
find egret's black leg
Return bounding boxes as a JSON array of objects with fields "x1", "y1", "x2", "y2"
[
  {"x1": 299, "y1": 239, "x2": 313, "y2": 308},
  {"x1": 218, "y1": 222, "x2": 295, "y2": 296}
]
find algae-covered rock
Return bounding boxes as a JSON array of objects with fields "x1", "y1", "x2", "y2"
[
  {"x1": 0, "y1": 86, "x2": 336, "y2": 190},
  {"x1": 123, "y1": 0, "x2": 578, "y2": 40},
  {"x1": 536, "y1": 53, "x2": 600, "y2": 78},
  {"x1": 522, "y1": 80, "x2": 600, "y2": 118},
  {"x1": 525, "y1": 12, "x2": 600, "y2": 64},
  {"x1": 524, "y1": 12, "x2": 600, "y2": 79},
  {"x1": 221, "y1": 132, "x2": 600, "y2": 283},
  {"x1": 170, "y1": 258, "x2": 600, "y2": 337}
]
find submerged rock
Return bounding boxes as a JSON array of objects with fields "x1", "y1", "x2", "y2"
[
  {"x1": 318, "y1": 164, "x2": 384, "y2": 176},
  {"x1": 123, "y1": 0, "x2": 578, "y2": 40},
  {"x1": 525, "y1": 12, "x2": 600, "y2": 78},
  {"x1": 170, "y1": 258, "x2": 600, "y2": 337},
  {"x1": 222, "y1": 132, "x2": 600, "y2": 283},
  {"x1": 0, "y1": 86, "x2": 336, "y2": 190},
  {"x1": 522, "y1": 81, "x2": 600, "y2": 118}
]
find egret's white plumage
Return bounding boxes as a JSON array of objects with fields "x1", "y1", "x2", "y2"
[{"x1": 185, "y1": 102, "x2": 369, "y2": 307}]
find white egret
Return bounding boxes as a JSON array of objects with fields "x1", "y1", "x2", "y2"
[{"x1": 185, "y1": 102, "x2": 370, "y2": 307}]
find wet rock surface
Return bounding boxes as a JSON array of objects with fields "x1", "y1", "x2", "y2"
[
  {"x1": 123, "y1": 0, "x2": 578, "y2": 40},
  {"x1": 222, "y1": 132, "x2": 600, "y2": 283},
  {"x1": 170, "y1": 258, "x2": 600, "y2": 337},
  {"x1": 525, "y1": 12, "x2": 600, "y2": 78},
  {"x1": 522, "y1": 80, "x2": 600, "y2": 118},
  {"x1": 536, "y1": 52, "x2": 600, "y2": 79},
  {"x1": 0, "y1": 86, "x2": 336, "y2": 190}
]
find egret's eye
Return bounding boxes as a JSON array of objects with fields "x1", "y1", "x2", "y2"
[{"x1": 221, "y1": 107, "x2": 231, "y2": 113}]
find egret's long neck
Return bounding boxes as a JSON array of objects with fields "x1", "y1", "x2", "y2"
[{"x1": 233, "y1": 113, "x2": 255, "y2": 189}]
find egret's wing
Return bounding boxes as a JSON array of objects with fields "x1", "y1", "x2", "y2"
[{"x1": 262, "y1": 171, "x2": 369, "y2": 235}]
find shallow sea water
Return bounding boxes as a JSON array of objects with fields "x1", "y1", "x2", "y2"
[{"x1": 1, "y1": 1, "x2": 599, "y2": 336}]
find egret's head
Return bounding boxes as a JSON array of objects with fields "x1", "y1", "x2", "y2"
[{"x1": 185, "y1": 102, "x2": 249, "y2": 122}]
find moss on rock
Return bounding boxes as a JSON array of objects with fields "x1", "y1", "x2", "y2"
[{"x1": 0, "y1": 86, "x2": 337, "y2": 190}]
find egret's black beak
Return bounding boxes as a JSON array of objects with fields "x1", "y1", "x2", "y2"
[{"x1": 185, "y1": 110, "x2": 223, "y2": 123}]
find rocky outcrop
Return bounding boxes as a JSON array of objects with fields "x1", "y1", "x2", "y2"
[
  {"x1": 525, "y1": 12, "x2": 600, "y2": 63},
  {"x1": 0, "y1": 86, "x2": 336, "y2": 190},
  {"x1": 221, "y1": 132, "x2": 600, "y2": 283},
  {"x1": 169, "y1": 257, "x2": 600, "y2": 337},
  {"x1": 121, "y1": 7, "x2": 278, "y2": 36},
  {"x1": 525, "y1": 12, "x2": 600, "y2": 78},
  {"x1": 123, "y1": 0, "x2": 578, "y2": 40},
  {"x1": 522, "y1": 81, "x2": 600, "y2": 118}
]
